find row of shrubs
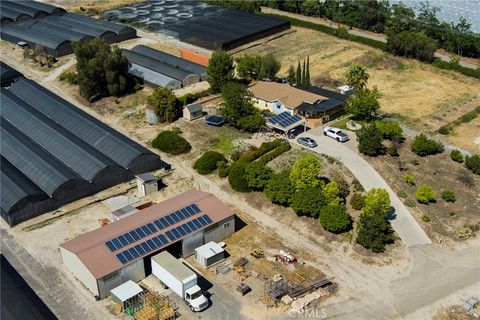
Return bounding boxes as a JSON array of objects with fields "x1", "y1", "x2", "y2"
[
  {"x1": 438, "y1": 106, "x2": 480, "y2": 135},
  {"x1": 432, "y1": 59, "x2": 480, "y2": 80},
  {"x1": 177, "y1": 89, "x2": 211, "y2": 106},
  {"x1": 238, "y1": 139, "x2": 284, "y2": 162},
  {"x1": 261, "y1": 13, "x2": 478, "y2": 79}
]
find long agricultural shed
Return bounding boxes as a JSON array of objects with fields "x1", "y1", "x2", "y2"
[
  {"x1": 0, "y1": 61, "x2": 23, "y2": 87},
  {"x1": 0, "y1": 77, "x2": 167, "y2": 226},
  {"x1": 0, "y1": 2, "x2": 136, "y2": 57},
  {"x1": 122, "y1": 46, "x2": 206, "y2": 89}
]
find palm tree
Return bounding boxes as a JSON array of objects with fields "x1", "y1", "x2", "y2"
[{"x1": 345, "y1": 64, "x2": 369, "y2": 91}]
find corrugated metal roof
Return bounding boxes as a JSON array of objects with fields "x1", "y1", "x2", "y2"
[
  {"x1": 62, "y1": 12, "x2": 134, "y2": 35},
  {"x1": 19, "y1": 0, "x2": 66, "y2": 15},
  {"x1": 43, "y1": 16, "x2": 117, "y2": 38},
  {"x1": 0, "y1": 62, "x2": 22, "y2": 86},
  {"x1": 25, "y1": 21, "x2": 93, "y2": 43},
  {"x1": 132, "y1": 45, "x2": 206, "y2": 77},
  {"x1": 0, "y1": 7, "x2": 31, "y2": 21},
  {"x1": 0, "y1": 156, "x2": 48, "y2": 216},
  {"x1": 1, "y1": 1, "x2": 47, "y2": 18},
  {"x1": 1, "y1": 119, "x2": 86, "y2": 197},
  {"x1": 122, "y1": 49, "x2": 195, "y2": 82},
  {"x1": 8, "y1": 78, "x2": 156, "y2": 169},
  {"x1": 129, "y1": 63, "x2": 182, "y2": 89},
  {"x1": 1, "y1": 89, "x2": 124, "y2": 182},
  {"x1": 0, "y1": 23, "x2": 69, "y2": 50}
]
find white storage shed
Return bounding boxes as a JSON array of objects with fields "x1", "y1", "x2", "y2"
[{"x1": 195, "y1": 242, "x2": 225, "y2": 268}]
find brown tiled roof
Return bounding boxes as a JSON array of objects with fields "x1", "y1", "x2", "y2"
[
  {"x1": 249, "y1": 81, "x2": 327, "y2": 109},
  {"x1": 60, "y1": 190, "x2": 233, "y2": 279}
]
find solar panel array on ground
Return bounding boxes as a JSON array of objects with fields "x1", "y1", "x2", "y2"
[
  {"x1": 0, "y1": 1, "x2": 136, "y2": 57},
  {"x1": 106, "y1": 1, "x2": 290, "y2": 50}
]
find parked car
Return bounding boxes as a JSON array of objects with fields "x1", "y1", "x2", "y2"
[
  {"x1": 297, "y1": 137, "x2": 318, "y2": 148},
  {"x1": 323, "y1": 127, "x2": 349, "y2": 142}
]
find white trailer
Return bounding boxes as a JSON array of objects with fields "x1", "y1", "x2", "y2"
[{"x1": 151, "y1": 251, "x2": 208, "y2": 312}]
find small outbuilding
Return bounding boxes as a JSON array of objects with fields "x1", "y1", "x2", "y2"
[
  {"x1": 135, "y1": 173, "x2": 159, "y2": 197},
  {"x1": 183, "y1": 104, "x2": 203, "y2": 121},
  {"x1": 110, "y1": 280, "x2": 143, "y2": 312},
  {"x1": 195, "y1": 241, "x2": 225, "y2": 268}
]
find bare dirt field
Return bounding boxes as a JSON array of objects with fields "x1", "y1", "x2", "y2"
[
  {"x1": 238, "y1": 27, "x2": 480, "y2": 149},
  {"x1": 368, "y1": 138, "x2": 480, "y2": 244}
]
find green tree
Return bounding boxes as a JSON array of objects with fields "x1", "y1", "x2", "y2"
[
  {"x1": 236, "y1": 54, "x2": 262, "y2": 81},
  {"x1": 356, "y1": 213, "x2": 395, "y2": 252},
  {"x1": 387, "y1": 31, "x2": 438, "y2": 62},
  {"x1": 302, "y1": 59, "x2": 306, "y2": 85},
  {"x1": 350, "y1": 193, "x2": 366, "y2": 210},
  {"x1": 357, "y1": 124, "x2": 386, "y2": 156},
  {"x1": 236, "y1": 114, "x2": 265, "y2": 133},
  {"x1": 375, "y1": 121, "x2": 403, "y2": 140},
  {"x1": 73, "y1": 39, "x2": 131, "y2": 101},
  {"x1": 346, "y1": 87, "x2": 381, "y2": 120},
  {"x1": 465, "y1": 154, "x2": 480, "y2": 175},
  {"x1": 207, "y1": 50, "x2": 234, "y2": 93},
  {"x1": 305, "y1": 55, "x2": 311, "y2": 86},
  {"x1": 289, "y1": 154, "x2": 323, "y2": 191},
  {"x1": 291, "y1": 186, "x2": 326, "y2": 218},
  {"x1": 259, "y1": 53, "x2": 281, "y2": 79},
  {"x1": 362, "y1": 188, "x2": 391, "y2": 217},
  {"x1": 386, "y1": 3, "x2": 416, "y2": 35},
  {"x1": 193, "y1": 151, "x2": 226, "y2": 175},
  {"x1": 147, "y1": 87, "x2": 181, "y2": 123},
  {"x1": 416, "y1": 184, "x2": 436, "y2": 204},
  {"x1": 450, "y1": 150, "x2": 464, "y2": 163},
  {"x1": 322, "y1": 181, "x2": 343, "y2": 205},
  {"x1": 219, "y1": 82, "x2": 256, "y2": 127},
  {"x1": 152, "y1": 130, "x2": 191, "y2": 155},
  {"x1": 245, "y1": 162, "x2": 273, "y2": 191},
  {"x1": 264, "y1": 170, "x2": 295, "y2": 206},
  {"x1": 296, "y1": 61, "x2": 301, "y2": 85},
  {"x1": 411, "y1": 134, "x2": 444, "y2": 156},
  {"x1": 319, "y1": 204, "x2": 352, "y2": 233},
  {"x1": 441, "y1": 190, "x2": 456, "y2": 202},
  {"x1": 287, "y1": 65, "x2": 296, "y2": 84},
  {"x1": 228, "y1": 162, "x2": 251, "y2": 192},
  {"x1": 345, "y1": 64, "x2": 369, "y2": 91}
]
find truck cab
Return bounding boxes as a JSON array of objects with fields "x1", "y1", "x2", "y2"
[{"x1": 185, "y1": 285, "x2": 208, "y2": 312}]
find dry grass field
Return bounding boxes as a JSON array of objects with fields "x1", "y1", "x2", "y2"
[{"x1": 238, "y1": 27, "x2": 480, "y2": 149}]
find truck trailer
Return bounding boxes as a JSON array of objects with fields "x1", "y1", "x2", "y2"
[{"x1": 151, "y1": 251, "x2": 208, "y2": 312}]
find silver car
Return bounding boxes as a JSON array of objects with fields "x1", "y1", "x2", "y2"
[{"x1": 297, "y1": 137, "x2": 318, "y2": 148}]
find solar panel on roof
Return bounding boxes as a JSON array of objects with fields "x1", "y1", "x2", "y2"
[
  {"x1": 185, "y1": 205, "x2": 195, "y2": 215},
  {"x1": 124, "y1": 232, "x2": 134, "y2": 243},
  {"x1": 153, "y1": 220, "x2": 163, "y2": 230},
  {"x1": 141, "y1": 225, "x2": 151, "y2": 236},
  {"x1": 187, "y1": 221, "x2": 197, "y2": 231},
  {"x1": 152, "y1": 236, "x2": 161, "y2": 247},
  {"x1": 176, "y1": 210, "x2": 186, "y2": 220},
  {"x1": 135, "y1": 244, "x2": 146, "y2": 255},
  {"x1": 160, "y1": 217, "x2": 169, "y2": 227},
  {"x1": 169, "y1": 212, "x2": 180, "y2": 223},
  {"x1": 130, "y1": 230, "x2": 140, "y2": 241},
  {"x1": 112, "y1": 238, "x2": 122, "y2": 249},
  {"x1": 129, "y1": 247, "x2": 140, "y2": 258},
  {"x1": 180, "y1": 208, "x2": 190, "y2": 218},
  {"x1": 158, "y1": 234, "x2": 167, "y2": 245},
  {"x1": 191, "y1": 204, "x2": 200, "y2": 213},
  {"x1": 105, "y1": 241, "x2": 116, "y2": 251},
  {"x1": 171, "y1": 228, "x2": 181, "y2": 239},
  {"x1": 123, "y1": 250, "x2": 133, "y2": 261},
  {"x1": 176, "y1": 226, "x2": 186, "y2": 236},
  {"x1": 140, "y1": 242, "x2": 151, "y2": 252},
  {"x1": 203, "y1": 215, "x2": 213, "y2": 224},
  {"x1": 182, "y1": 223, "x2": 192, "y2": 233},
  {"x1": 118, "y1": 235, "x2": 128, "y2": 246},
  {"x1": 136, "y1": 227, "x2": 146, "y2": 237},
  {"x1": 166, "y1": 230, "x2": 176, "y2": 241},
  {"x1": 116, "y1": 253, "x2": 128, "y2": 264},
  {"x1": 192, "y1": 219, "x2": 202, "y2": 229},
  {"x1": 165, "y1": 215, "x2": 175, "y2": 225},
  {"x1": 146, "y1": 239, "x2": 157, "y2": 250},
  {"x1": 146, "y1": 223, "x2": 157, "y2": 233}
]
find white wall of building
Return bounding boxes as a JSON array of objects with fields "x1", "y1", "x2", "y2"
[{"x1": 60, "y1": 247, "x2": 99, "y2": 297}]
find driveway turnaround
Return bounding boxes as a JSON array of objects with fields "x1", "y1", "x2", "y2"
[{"x1": 296, "y1": 129, "x2": 431, "y2": 247}]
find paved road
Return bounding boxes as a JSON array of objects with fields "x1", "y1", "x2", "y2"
[
  {"x1": 262, "y1": 7, "x2": 479, "y2": 70},
  {"x1": 296, "y1": 128, "x2": 432, "y2": 247}
]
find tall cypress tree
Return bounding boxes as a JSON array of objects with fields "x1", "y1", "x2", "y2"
[
  {"x1": 302, "y1": 59, "x2": 306, "y2": 86},
  {"x1": 306, "y1": 55, "x2": 311, "y2": 86},
  {"x1": 296, "y1": 61, "x2": 301, "y2": 85}
]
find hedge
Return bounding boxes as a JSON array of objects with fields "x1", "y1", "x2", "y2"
[
  {"x1": 240, "y1": 139, "x2": 283, "y2": 162},
  {"x1": 432, "y1": 59, "x2": 480, "y2": 80},
  {"x1": 193, "y1": 151, "x2": 226, "y2": 175},
  {"x1": 257, "y1": 142, "x2": 291, "y2": 165},
  {"x1": 152, "y1": 130, "x2": 191, "y2": 155}
]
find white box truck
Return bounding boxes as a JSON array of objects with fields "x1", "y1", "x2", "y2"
[{"x1": 151, "y1": 251, "x2": 208, "y2": 312}]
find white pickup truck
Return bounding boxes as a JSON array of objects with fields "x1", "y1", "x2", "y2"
[{"x1": 151, "y1": 251, "x2": 208, "y2": 312}]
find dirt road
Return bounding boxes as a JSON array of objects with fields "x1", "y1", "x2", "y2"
[{"x1": 261, "y1": 7, "x2": 479, "y2": 70}]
